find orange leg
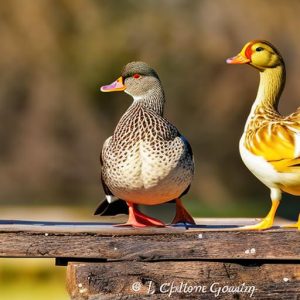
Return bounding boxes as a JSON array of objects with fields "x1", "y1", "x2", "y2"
[
  {"x1": 171, "y1": 198, "x2": 195, "y2": 225},
  {"x1": 115, "y1": 202, "x2": 165, "y2": 228}
]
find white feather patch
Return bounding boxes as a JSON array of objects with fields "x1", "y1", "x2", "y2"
[{"x1": 106, "y1": 195, "x2": 118, "y2": 203}]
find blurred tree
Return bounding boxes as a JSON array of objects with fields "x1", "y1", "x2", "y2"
[{"x1": 0, "y1": 0, "x2": 300, "y2": 218}]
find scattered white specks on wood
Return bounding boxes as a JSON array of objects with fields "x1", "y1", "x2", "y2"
[
  {"x1": 245, "y1": 248, "x2": 256, "y2": 255},
  {"x1": 0, "y1": 221, "x2": 299, "y2": 260},
  {"x1": 79, "y1": 288, "x2": 87, "y2": 294},
  {"x1": 67, "y1": 261, "x2": 300, "y2": 299}
]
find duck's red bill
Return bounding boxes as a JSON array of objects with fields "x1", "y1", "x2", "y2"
[{"x1": 100, "y1": 76, "x2": 126, "y2": 92}]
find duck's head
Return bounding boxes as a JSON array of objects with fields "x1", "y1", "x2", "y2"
[
  {"x1": 226, "y1": 40, "x2": 284, "y2": 70},
  {"x1": 101, "y1": 61, "x2": 162, "y2": 99}
]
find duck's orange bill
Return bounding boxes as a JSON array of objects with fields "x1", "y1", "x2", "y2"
[
  {"x1": 226, "y1": 53, "x2": 250, "y2": 64},
  {"x1": 100, "y1": 76, "x2": 126, "y2": 92}
]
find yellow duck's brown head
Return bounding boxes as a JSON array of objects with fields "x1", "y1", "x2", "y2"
[{"x1": 227, "y1": 40, "x2": 284, "y2": 70}]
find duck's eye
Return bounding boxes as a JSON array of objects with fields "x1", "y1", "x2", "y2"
[
  {"x1": 133, "y1": 74, "x2": 141, "y2": 79},
  {"x1": 256, "y1": 47, "x2": 264, "y2": 52}
]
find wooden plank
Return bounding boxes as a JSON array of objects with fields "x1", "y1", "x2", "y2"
[
  {"x1": 0, "y1": 220, "x2": 299, "y2": 260},
  {"x1": 0, "y1": 218, "x2": 274, "y2": 233},
  {"x1": 66, "y1": 261, "x2": 300, "y2": 299}
]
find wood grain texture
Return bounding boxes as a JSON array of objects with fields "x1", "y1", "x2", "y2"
[
  {"x1": 0, "y1": 220, "x2": 299, "y2": 260},
  {"x1": 66, "y1": 261, "x2": 300, "y2": 299}
]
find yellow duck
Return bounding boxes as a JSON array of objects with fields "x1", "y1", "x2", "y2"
[{"x1": 227, "y1": 40, "x2": 300, "y2": 230}]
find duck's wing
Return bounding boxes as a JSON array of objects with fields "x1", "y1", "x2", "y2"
[
  {"x1": 99, "y1": 137, "x2": 116, "y2": 200},
  {"x1": 179, "y1": 134, "x2": 193, "y2": 158},
  {"x1": 95, "y1": 136, "x2": 129, "y2": 216},
  {"x1": 245, "y1": 120, "x2": 300, "y2": 172},
  {"x1": 177, "y1": 133, "x2": 194, "y2": 198},
  {"x1": 152, "y1": 111, "x2": 194, "y2": 198}
]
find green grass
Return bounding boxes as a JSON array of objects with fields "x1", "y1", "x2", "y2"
[{"x1": 0, "y1": 259, "x2": 68, "y2": 300}]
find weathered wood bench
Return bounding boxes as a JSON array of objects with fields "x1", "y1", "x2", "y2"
[{"x1": 0, "y1": 219, "x2": 299, "y2": 299}]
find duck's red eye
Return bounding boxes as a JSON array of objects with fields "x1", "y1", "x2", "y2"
[{"x1": 133, "y1": 74, "x2": 141, "y2": 79}]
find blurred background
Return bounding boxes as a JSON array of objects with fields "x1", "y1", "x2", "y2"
[{"x1": 1, "y1": 0, "x2": 300, "y2": 299}]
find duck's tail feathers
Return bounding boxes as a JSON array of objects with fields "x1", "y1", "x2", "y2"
[{"x1": 94, "y1": 198, "x2": 129, "y2": 216}]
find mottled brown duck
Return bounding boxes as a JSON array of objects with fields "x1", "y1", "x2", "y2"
[{"x1": 95, "y1": 62, "x2": 195, "y2": 227}]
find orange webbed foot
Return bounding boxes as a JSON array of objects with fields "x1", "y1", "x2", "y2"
[
  {"x1": 115, "y1": 202, "x2": 165, "y2": 228},
  {"x1": 171, "y1": 198, "x2": 196, "y2": 225}
]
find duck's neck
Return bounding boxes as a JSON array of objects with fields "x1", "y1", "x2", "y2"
[
  {"x1": 132, "y1": 88, "x2": 165, "y2": 116},
  {"x1": 244, "y1": 64, "x2": 286, "y2": 130}
]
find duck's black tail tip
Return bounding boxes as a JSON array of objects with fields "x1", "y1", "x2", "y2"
[{"x1": 94, "y1": 198, "x2": 129, "y2": 216}]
